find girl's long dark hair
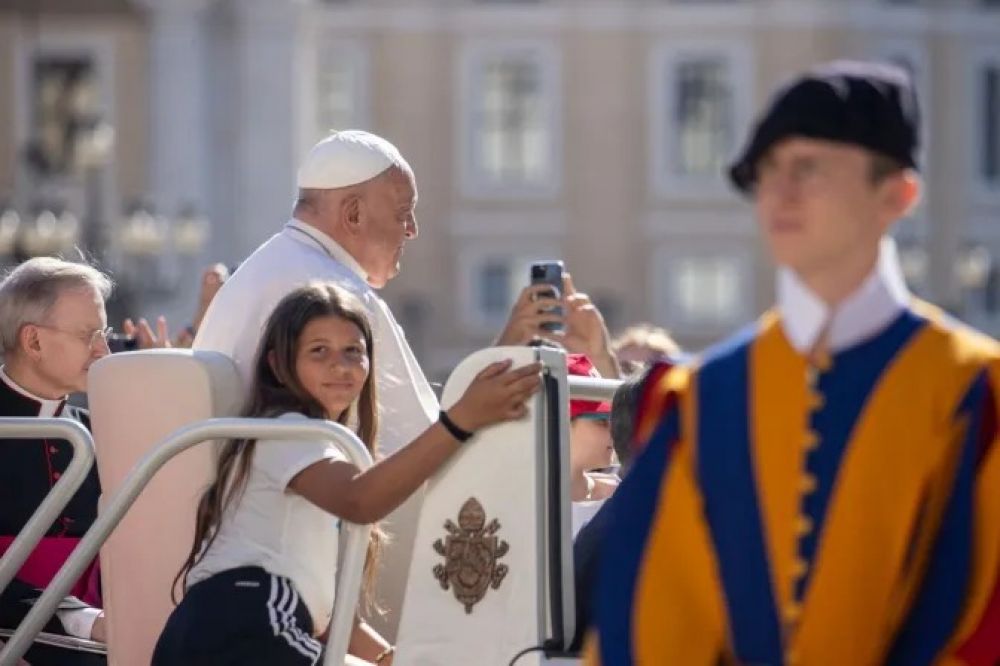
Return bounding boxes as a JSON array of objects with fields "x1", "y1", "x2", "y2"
[{"x1": 172, "y1": 282, "x2": 385, "y2": 613}]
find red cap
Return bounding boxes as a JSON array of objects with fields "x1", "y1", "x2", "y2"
[{"x1": 567, "y1": 354, "x2": 612, "y2": 420}]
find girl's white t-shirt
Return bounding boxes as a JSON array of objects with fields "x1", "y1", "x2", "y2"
[{"x1": 188, "y1": 413, "x2": 347, "y2": 629}]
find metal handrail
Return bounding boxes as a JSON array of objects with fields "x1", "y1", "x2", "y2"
[
  {"x1": 0, "y1": 629, "x2": 106, "y2": 655},
  {"x1": 0, "y1": 419, "x2": 95, "y2": 597},
  {"x1": 567, "y1": 376, "x2": 621, "y2": 402},
  {"x1": 0, "y1": 418, "x2": 374, "y2": 666}
]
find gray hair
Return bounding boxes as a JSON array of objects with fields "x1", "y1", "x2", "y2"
[{"x1": 0, "y1": 257, "x2": 113, "y2": 354}]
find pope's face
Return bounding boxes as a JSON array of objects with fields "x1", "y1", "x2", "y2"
[{"x1": 357, "y1": 168, "x2": 418, "y2": 288}]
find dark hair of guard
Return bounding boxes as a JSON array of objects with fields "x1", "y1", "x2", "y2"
[
  {"x1": 609, "y1": 364, "x2": 657, "y2": 472},
  {"x1": 172, "y1": 282, "x2": 387, "y2": 613}
]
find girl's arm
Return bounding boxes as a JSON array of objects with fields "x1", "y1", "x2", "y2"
[{"x1": 289, "y1": 360, "x2": 541, "y2": 524}]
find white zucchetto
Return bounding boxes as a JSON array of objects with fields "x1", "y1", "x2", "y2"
[{"x1": 296, "y1": 130, "x2": 410, "y2": 189}]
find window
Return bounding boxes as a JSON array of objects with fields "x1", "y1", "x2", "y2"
[
  {"x1": 674, "y1": 58, "x2": 733, "y2": 177},
  {"x1": 460, "y1": 41, "x2": 560, "y2": 198},
  {"x1": 479, "y1": 59, "x2": 546, "y2": 182},
  {"x1": 982, "y1": 66, "x2": 1000, "y2": 184},
  {"x1": 478, "y1": 260, "x2": 513, "y2": 320},
  {"x1": 651, "y1": 41, "x2": 752, "y2": 198},
  {"x1": 28, "y1": 57, "x2": 97, "y2": 176},
  {"x1": 457, "y1": 240, "x2": 561, "y2": 332},
  {"x1": 673, "y1": 256, "x2": 741, "y2": 324},
  {"x1": 970, "y1": 49, "x2": 1000, "y2": 200},
  {"x1": 652, "y1": 246, "x2": 752, "y2": 334},
  {"x1": 314, "y1": 41, "x2": 369, "y2": 135}
]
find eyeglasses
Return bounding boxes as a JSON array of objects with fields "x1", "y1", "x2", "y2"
[{"x1": 33, "y1": 323, "x2": 113, "y2": 348}]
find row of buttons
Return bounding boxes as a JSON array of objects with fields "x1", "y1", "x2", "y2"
[{"x1": 784, "y1": 354, "x2": 832, "y2": 665}]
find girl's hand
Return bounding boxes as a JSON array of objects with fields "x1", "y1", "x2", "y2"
[{"x1": 447, "y1": 360, "x2": 543, "y2": 433}]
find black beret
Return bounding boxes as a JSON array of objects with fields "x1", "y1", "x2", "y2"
[{"x1": 728, "y1": 60, "x2": 921, "y2": 194}]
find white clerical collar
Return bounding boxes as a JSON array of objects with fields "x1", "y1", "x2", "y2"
[
  {"x1": 777, "y1": 236, "x2": 912, "y2": 354},
  {"x1": 0, "y1": 365, "x2": 65, "y2": 417},
  {"x1": 285, "y1": 219, "x2": 370, "y2": 283}
]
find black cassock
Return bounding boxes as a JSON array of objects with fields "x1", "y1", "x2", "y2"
[{"x1": 0, "y1": 377, "x2": 105, "y2": 666}]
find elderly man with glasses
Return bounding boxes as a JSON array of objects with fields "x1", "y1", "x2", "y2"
[{"x1": 0, "y1": 257, "x2": 111, "y2": 665}]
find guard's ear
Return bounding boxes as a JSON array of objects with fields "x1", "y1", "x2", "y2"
[{"x1": 878, "y1": 170, "x2": 921, "y2": 234}]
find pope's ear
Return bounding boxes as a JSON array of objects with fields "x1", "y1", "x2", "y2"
[{"x1": 341, "y1": 194, "x2": 362, "y2": 233}]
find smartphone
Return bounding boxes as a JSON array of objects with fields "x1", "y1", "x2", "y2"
[
  {"x1": 530, "y1": 260, "x2": 564, "y2": 333},
  {"x1": 107, "y1": 333, "x2": 138, "y2": 354}
]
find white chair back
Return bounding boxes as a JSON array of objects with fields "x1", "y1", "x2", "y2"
[{"x1": 88, "y1": 350, "x2": 242, "y2": 666}]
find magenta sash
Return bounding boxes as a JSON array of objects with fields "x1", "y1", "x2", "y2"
[{"x1": 0, "y1": 536, "x2": 102, "y2": 608}]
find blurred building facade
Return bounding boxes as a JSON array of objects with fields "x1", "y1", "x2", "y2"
[{"x1": 1, "y1": 0, "x2": 999, "y2": 378}]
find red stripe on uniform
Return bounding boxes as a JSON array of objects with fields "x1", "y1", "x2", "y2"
[
  {"x1": 633, "y1": 361, "x2": 678, "y2": 454},
  {"x1": 954, "y1": 560, "x2": 1000, "y2": 665}
]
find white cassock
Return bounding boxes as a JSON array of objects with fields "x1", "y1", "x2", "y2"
[{"x1": 192, "y1": 218, "x2": 438, "y2": 455}]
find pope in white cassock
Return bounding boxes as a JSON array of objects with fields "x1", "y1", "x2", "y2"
[
  {"x1": 194, "y1": 130, "x2": 437, "y2": 455},
  {"x1": 193, "y1": 131, "x2": 438, "y2": 634}
]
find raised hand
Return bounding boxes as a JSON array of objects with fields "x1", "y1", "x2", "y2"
[
  {"x1": 558, "y1": 274, "x2": 620, "y2": 378},
  {"x1": 560, "y1": 274, "x2": 607, "y2": 356},
  {"x1": 493, "y1": 285, "x2": 564, "y2": 346},
  {"x1": 122, "y1": 315, "x2": 172, "y2": 349}
]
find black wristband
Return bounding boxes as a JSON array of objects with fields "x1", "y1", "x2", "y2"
[{"x1": 439, "y1": 410, "x2": 474, "y2": 442}]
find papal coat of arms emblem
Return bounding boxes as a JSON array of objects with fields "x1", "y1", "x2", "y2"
[{"x1": 432, "y1": 497, "x2": 509, "y2": 614}]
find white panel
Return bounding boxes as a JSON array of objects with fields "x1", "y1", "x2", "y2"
[{"x1": 395, "y1": 346, "x2": 571, "y2": 666}]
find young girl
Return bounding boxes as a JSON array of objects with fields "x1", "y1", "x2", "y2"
[{"x1": 152, "y1": 282, "x2": 541, "y2": 666}]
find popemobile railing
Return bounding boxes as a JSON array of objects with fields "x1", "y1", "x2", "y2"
[
  {"x1": 0, "y1": 418, "x2": 96, "y2": 598},
  {"x1": 567, "y1": 375, "x2": 621, "y2": 403},
  {"x1": 0, "y1": 418, "x2": 374, "y2": 666}
]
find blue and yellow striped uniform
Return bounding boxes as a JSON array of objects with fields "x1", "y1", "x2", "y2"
[{"x1": 586, "y1": 302, "x2": 1000, "y2": 665}]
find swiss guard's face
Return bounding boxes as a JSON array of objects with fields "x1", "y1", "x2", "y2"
[
  {"x1": 362, "y1": 168, "x2": 419, "y2": 288},
  {"x1": 752, "y1": 137, "x2": 886, "y2": 275},
  {"x1": 32, "y1": 285, "x2": 110, "y2": 394}
]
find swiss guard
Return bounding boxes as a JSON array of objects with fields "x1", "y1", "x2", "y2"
[{"x1": 585, "y1": 61, "x2": 1000, "y2": 665}]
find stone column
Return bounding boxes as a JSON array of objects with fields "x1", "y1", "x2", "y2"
[
  {"x1": 140, "y1": 0, "x2": 215, "y2": 218},
  {"x1": 230, "y1": 0, "x2": 312, "y2": 260},
  {"x1": 135, "y1": 0, "x2": 217, "y2": 325}
]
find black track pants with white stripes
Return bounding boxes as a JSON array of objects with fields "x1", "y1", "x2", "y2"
[{"x1": 153, "y1": 566, "x2": 324, "y2": 666}]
